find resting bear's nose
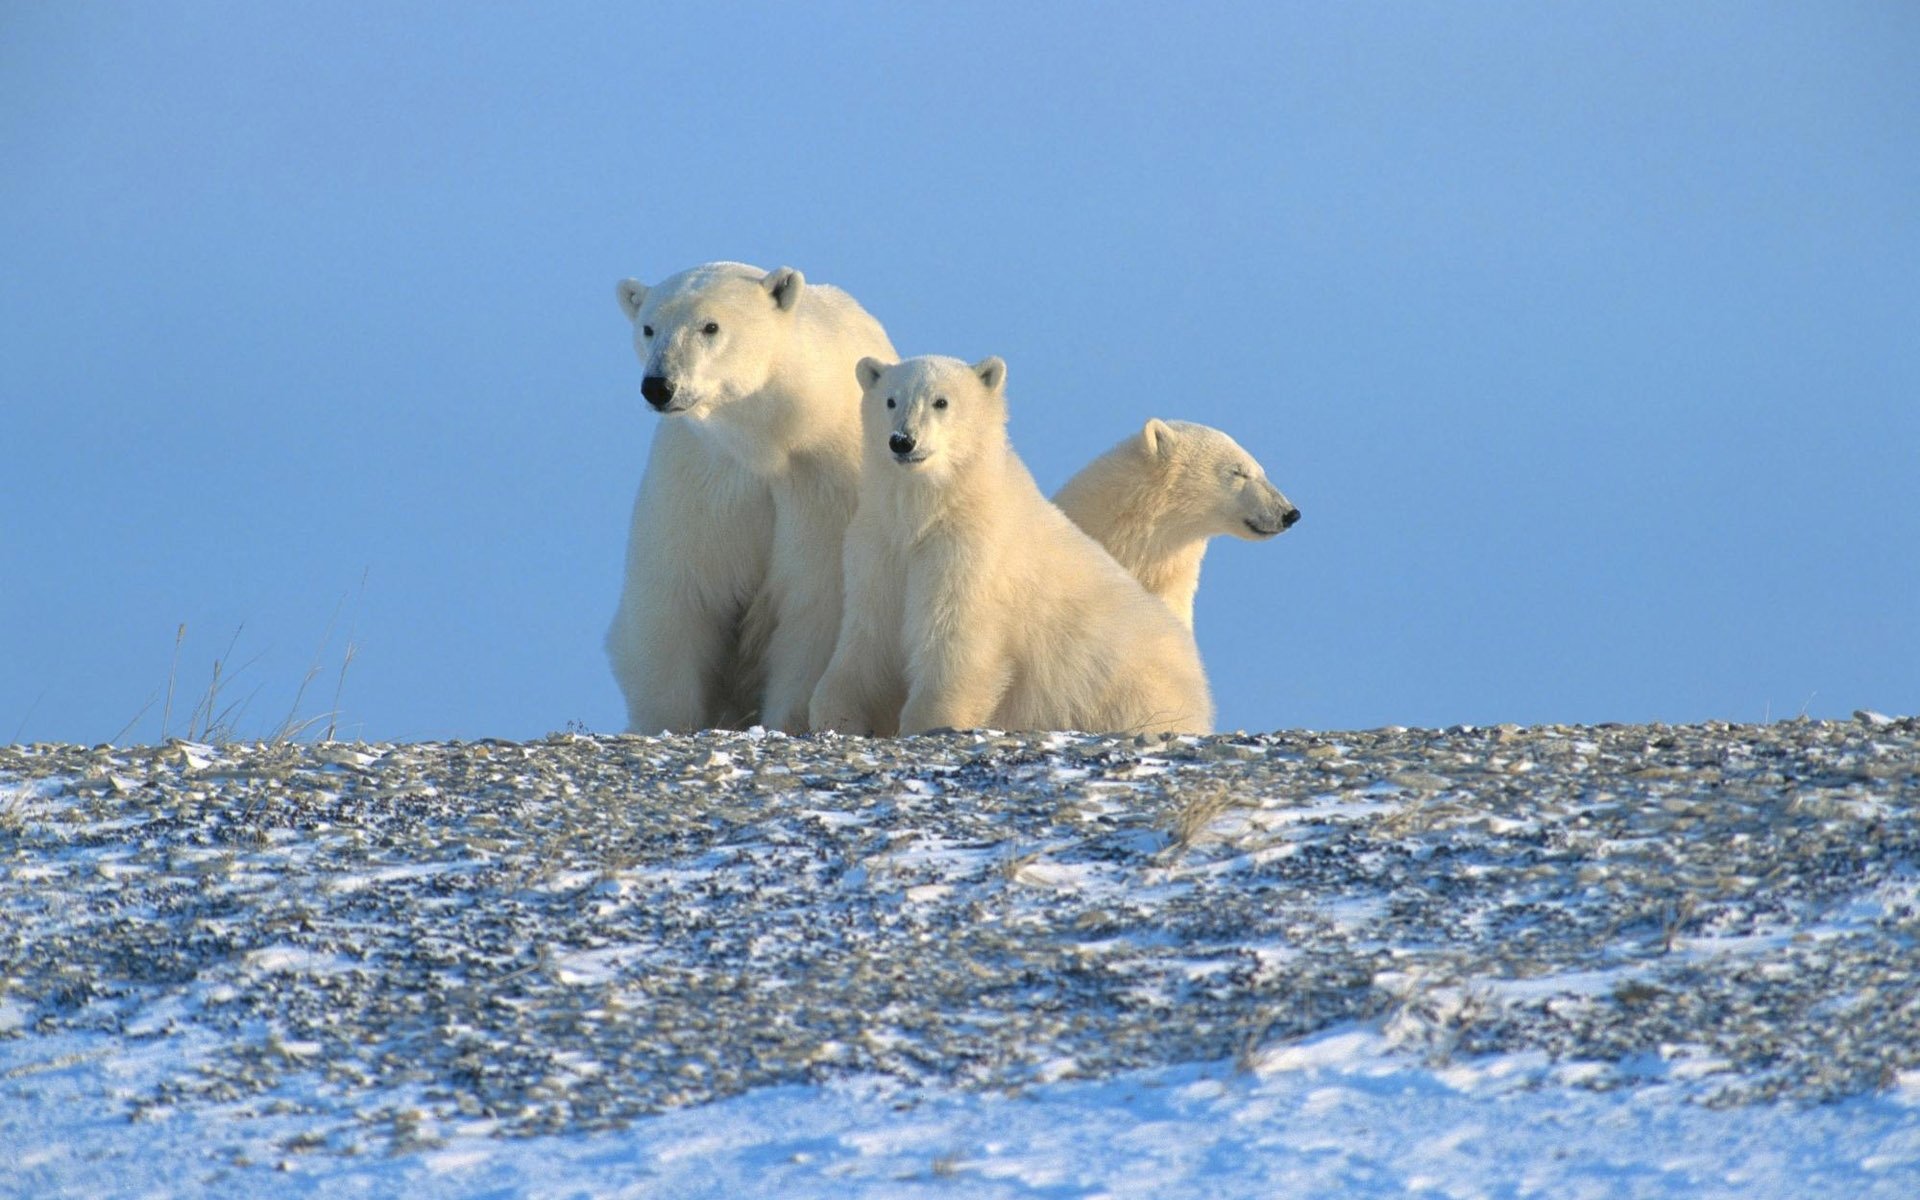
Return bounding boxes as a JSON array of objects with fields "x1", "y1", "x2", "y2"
[
  {"x1": 641, "y1": 375, "x2": 676, "y2": 410},
  {"x1": 1281, "y1": 506, "x2": 1302, "y2": 529},
  {"x1": 889, "y1": 433, "x2": 916, "y2": 455}
]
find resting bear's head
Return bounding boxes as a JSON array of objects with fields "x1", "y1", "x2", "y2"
[
  {"x1": 616, "y1": 262, "x2": 805, "y2": 418},
  {"x1": 1141, "y1": 420, "x2": 1300, "y2": 541},
  {"x1": 854, "y1": 355, "x2": 1009, "y2": 484}
]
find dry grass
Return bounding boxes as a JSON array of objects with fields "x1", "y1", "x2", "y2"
[
  {"x1": 324, "y1": 641, "x2": 359, "y2": 743},
  {"x1": 163, "y1": 622, "x2": 185, "y2": 740},
  {"x1": 108, "y1": 571, "x2": 366, "y2": 747},
  {"x1": 1232, "y1": 1010, "x2": 1279, "y2": 1075},
  {"x1": 998, "y1": 844, "x2": 1042, "y2": 883},
  {"x1": 1164, "y1": 783, "x2": 1237, "y2": 856},
  {"x1": 1381, "y1": 971, "x2": 1496, "y2": 1067}
]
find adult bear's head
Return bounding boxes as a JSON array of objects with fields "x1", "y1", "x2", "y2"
[
  {"x1": 1137, "y1": 419, "x2": 1300, "y2": 541},
  {"x1": 616, "y1": 262, "x2": 805, "y2": 418}
]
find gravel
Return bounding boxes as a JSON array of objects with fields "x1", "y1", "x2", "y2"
[{"x1": 3, "y1": 715, "x2": 1917, "y2": 1156}]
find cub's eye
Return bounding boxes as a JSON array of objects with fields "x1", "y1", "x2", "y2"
[
  {"x1": 933, "y1": 397, "x2": 949, "y2": 410},
  {"x1": 702, "y1": 322, "x2": 720, "y2": 336},
  {"x1": 885, "y1": 397, "x2": 896, "y2": 409},
  {"x1": 1230, "y1": 467, "x2": 1250, "y2": 480},
  {"x1": 642, "y1": 325, "x2": 653, "y2": 338}
]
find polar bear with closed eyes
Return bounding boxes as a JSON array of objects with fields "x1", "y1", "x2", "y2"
[
  {"x1": 606, "y1": 261, "x2": 895, "y2": 732},
  {"x1": 809, "y1": 355, "x2": 1214, "y2": 737},
  {"x1": 1055, "y1": 420, "x2": 1299, "y2": 631}
]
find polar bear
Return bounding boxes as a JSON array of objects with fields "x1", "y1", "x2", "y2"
[
  {"x1": 1054, "y1": 420, "x2": 1299, "y2": 631},
  {"x1": 810, "y1": 355, "x2": 1214, "y2": 737},
  {"x1": 607, "y1": 261, "x2": 895, "y2": 732}
]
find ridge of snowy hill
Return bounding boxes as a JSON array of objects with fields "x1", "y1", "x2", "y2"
[{"x1": 3, "y1": 716, "x2": 1918, "y2": 1196}]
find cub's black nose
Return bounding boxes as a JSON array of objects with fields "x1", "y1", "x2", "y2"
[
  {"x1": 889, "y1": 433, "x2": 917, "y2": 455},
  {"x1": 641, "y1": 375, "x2": 676, "y2": 410},
  {"x1": 1281, "y1": 506, "x2": 1302, "y2": 529}
]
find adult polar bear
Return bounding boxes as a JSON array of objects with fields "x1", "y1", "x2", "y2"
[
  {"x1": 607, "y1": 262, "x2": 895, "y2": 732},
  {"x1": 810, "y1": 355, "x2": 1214, "y2": 737},
  {"x1": 1055, "y1": 420, "x2": 1299, "y2": 630}
]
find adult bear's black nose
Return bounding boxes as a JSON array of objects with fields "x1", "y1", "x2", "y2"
[
  {"x1": 1281, "y1": 506, "x2": 1302, "y2": 529},
  {"x1": 889, "y1": 433, "x2": 916, "y2": 456},
  {"x1": 641, "y1": 375, "x2": 676, "y2": 410}
]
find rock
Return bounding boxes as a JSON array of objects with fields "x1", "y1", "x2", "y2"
[{"x1": 1, "y1": 716, "x2": 1916, "y2": 1148}]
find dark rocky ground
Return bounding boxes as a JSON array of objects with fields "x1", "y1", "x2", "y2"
[{"x1": 2, "y1": 715, "x2": 1917, "y2": 1153}]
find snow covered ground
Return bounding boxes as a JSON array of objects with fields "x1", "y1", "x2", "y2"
[
  {"x1": 8, "y1": 1022, "x2": 1919, "y2": 1197},
  {"x1": 5, "y1": 718, "x2": 1919, "y2": 1197}
]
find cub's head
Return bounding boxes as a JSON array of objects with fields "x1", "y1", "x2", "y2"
[
  {"x1": 615, "y1": 262, "x2": 806, "y2": 418},
  {"x1": 853, "y1": 354, "x2": 1009, "y2": 483},
  {"x1": 1139, "y1": 420, "x2": 1300, "y2": 541}
]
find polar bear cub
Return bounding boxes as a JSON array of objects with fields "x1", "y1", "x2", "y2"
[
  {"x1": 1054, "y1": 420, "x2": 1299, "y2": 631},
  {"x1": 810, "y1": 356, "x2": 1214, "y2": 737},
  {"x1": 608, "y1": 262, "x2": 895, "y2": 732}
]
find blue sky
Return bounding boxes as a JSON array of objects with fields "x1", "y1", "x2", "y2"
[{"x1": 3, "y1": 3, "x2": 1916, "y2": 743}]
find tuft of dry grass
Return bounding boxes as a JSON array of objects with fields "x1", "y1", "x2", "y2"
[
  {"x1": 998, "y1": 844, "x2": 1041, "y2": 883},
  {"x1": 1164, "y1": 783, "x2": 1236, "y2": 856},
  {"x1": 162, "y1": 622, "x2": 185, "y2": 740},
  {"x1": 1660, "y1": 894, "x2": 1699, "y2": 954},
  {"x1": 110, "y1": 571, "x2": 367, "y2": 748},
  {"x1": 1232, "y1": 1010, "x2": 1278, "y2": 1075},
  {"x1": 324, "y1": 641, "x2": 359, "y2": 743}
]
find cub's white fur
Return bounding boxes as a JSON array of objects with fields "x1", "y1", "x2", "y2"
[
  {"x1": 608, "y1": 262, "x2": 895, "y2": 732},
  {"x1": 810, "y1": 355, "x2": 1214, "y2": 736},
  {"x1": 1055, "y1": 420, "x2": 1298, "y2": 630}
]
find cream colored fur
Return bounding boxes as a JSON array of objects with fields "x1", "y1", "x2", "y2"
[
  {"x1": 811, "y1": 356, "x2": 1213, "y2": 736},
  {"x1": 608, "y1": 262, "x2": 895, "y2": 732},
  {"x1": 1054, "y1": 420, "x2": 1298, "y2": 630}
]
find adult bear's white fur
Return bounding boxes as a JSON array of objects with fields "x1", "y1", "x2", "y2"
[
  {"x1": 811, "y1": 355, "x2": 1214, "y2": 737},
  {"x1": 607, "y1": 262, "x2": 895, "y2": 732},
  {"x1": 1055, "y1": 420, "x2": 1298, "y2": 630}
]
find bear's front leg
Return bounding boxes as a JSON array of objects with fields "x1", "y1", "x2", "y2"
[
  {"x1": 808, "y1": 531, "x2": 903, "y2": 735},
  {"x1": 606, "y1": 423, "x2": 773, "y2": 733},
  {"x1": 808, "y1": 669, "x2": 873, "y2": 736},
  {"x1": 758, "y1": 497, "x2": 852, "y2": 732},
  {"x1": 898, "y1": 657, "x2": 1008, "y2": 733},
  {"x1": 897, "y1": 598, "x2": 1009, "y2": 734}
]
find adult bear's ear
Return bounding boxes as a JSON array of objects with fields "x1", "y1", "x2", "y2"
[
  {"x1": 855, "y1": 357, "x2": 891, "y2": 391},
  {"x1": 1140, "y1": 418, "x2": 1176, "y2": 459},
  {"x1": 617, "y1": 279, "x2": 650, "y2": 321},
  {"x1": 763, "y1": 266, "x2": 805, "y2": 312},
  {"x1": 972, "y1": 356, "x2": 1007, "y2": 394}
]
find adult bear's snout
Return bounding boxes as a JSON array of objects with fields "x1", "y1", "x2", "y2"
[
  {"x1": 889, "y1": 433, "x2": 917, "y2": 456},
  {"x1": 641, "y1": 375, "x2": 677, "y2": 411}
]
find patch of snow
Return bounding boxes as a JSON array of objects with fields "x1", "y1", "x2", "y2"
[
  {"x1": 241, "y1": 946, "x2": 352, "y2": 975},
  {"x1": 1010, "y1": 859, "x2": 1093, "y2": 890},
  {"x1": 1485, "y1": 966, "x2": 1639, "y2": 1003},
  {"x1": 324, "y1": 859, "x2": 475, "y2": 893}
]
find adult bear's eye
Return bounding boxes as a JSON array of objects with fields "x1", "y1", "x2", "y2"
[
  {"x1": 702, "y1": 322, "x2": 720, "y2": 336},
  {"x1": 642, "y1": 325, "x2": 653, "y2": 338},
  {"x1": 886, "y1": 397, "x2": 896, "y2": 409},
  {"x1": 933, "y1": 397, "x2": 949, "y2": 409}
]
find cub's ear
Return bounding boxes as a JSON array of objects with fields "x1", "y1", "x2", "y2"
[
  {"x1": 855, "y1": 357, "x2": 892, "y2": 391},
  {"x1": 1140, "y1": 418, "x2": 1177, "y2": 459},
  {"x1": 763, "y1": 266, "x2": 806, "y2": 311},
  {"x1": 616, "y1": 278, "x2": 650, "y2": 321},
  {"x1": 972, "y1": 356, "x2": 1007, "y2": 394}
]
